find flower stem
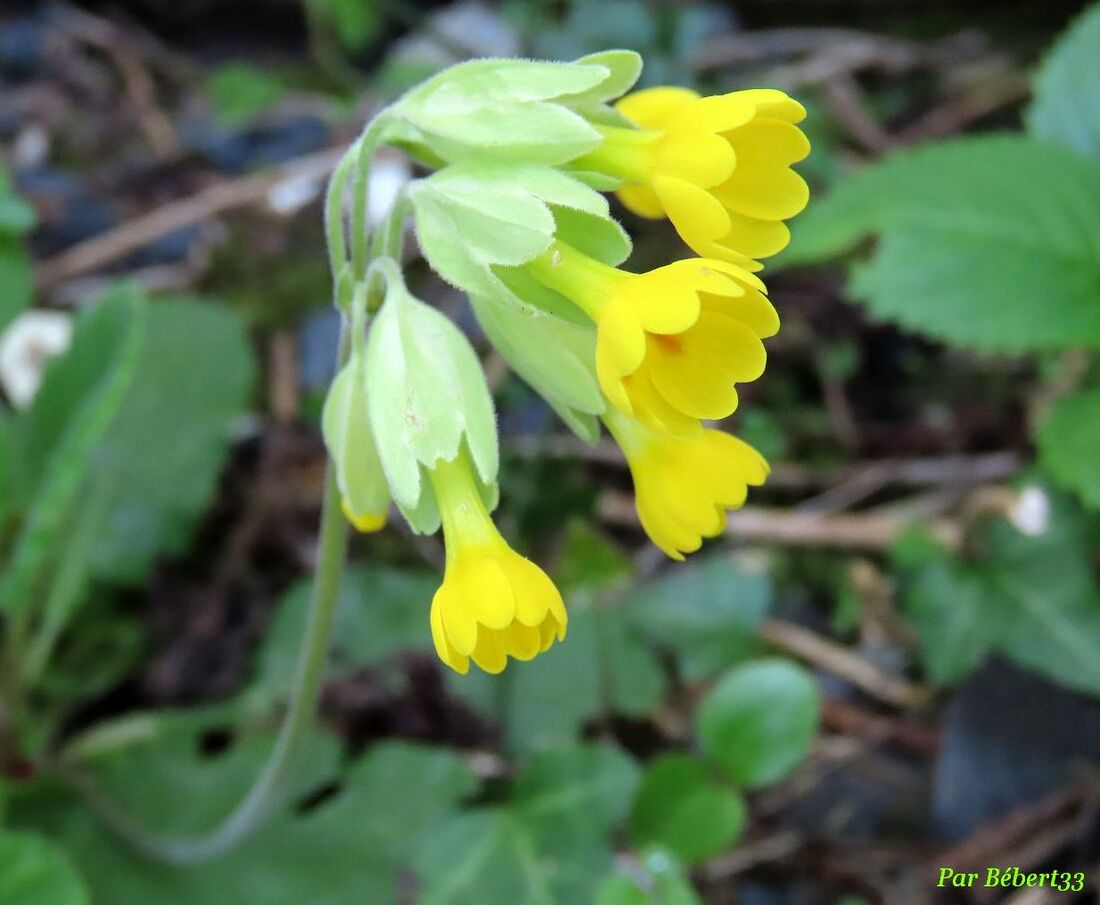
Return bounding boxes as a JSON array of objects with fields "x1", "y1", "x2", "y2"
[{"x1": 71, "y1": 451, "x2": 349, "y2": 866}]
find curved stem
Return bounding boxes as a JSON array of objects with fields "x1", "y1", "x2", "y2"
[{"x1": 71, "y1": 461, "x2": 349, "y2": 865}]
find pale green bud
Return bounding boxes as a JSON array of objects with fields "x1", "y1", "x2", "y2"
[
  {"x1": 365, "y1": 279, "x2": 498, "y2": 534},
  {"x1": 410, "y1": 163, "x2": 630, "y2": 316},
  {"x1": 321, "y1": 351, "x2": 390, "y2": 532}
]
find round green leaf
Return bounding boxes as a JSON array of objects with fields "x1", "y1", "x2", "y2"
[
  {"x1": 629, "y1": 754, "x2": 746, "y2": 865},
  {"x1": 696, "y1": 659, "x2": 821, "y2": 789},
  {"x1": 0, "y1": 832, "x2": 89, "y2": 905}
]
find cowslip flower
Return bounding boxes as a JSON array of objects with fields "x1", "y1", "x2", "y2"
[
  {"x1": 575, "y1": 87, "x2": 809, "y2": 265},
  {"x1": 525, "y1": 241, "x2": 779, "y2": 432},
  {"x1": 603, "y1": 409, "x2": 769, "y2": 559},
  {"x1": 428, "y1": 450, "x2": 568, "y2": 674}
]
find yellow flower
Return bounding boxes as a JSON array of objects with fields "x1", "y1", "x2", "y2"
[
  {"x1": 576, "y1": 87, "x2": 809, "y2": 265},
  {"x1": 428, "y1": 452, "x2": 567, "y2": 674},
  {"x1": 604, "y1": 409, "x2": 769, "y2": 559},
  {"x1": 340, "y1": 498, "x2": 387, "y2": 533},
  {"x1": 526, "y1": 241, "x2": 778, "y2": 431}
]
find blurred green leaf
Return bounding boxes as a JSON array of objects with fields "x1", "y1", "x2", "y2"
[
  {"x1": 252, "y1": 564, "x2": 437, "y2": 700},
  {"x1": 901, "y1": 489, "x2": 1100, "y2": 694},
  {"x1": 0, "y1": 830, "x2": 88, "y2": 905},
  {"x1": 626, "y1": 554, "x2": 771, "y2": 681},
  {"x1": 596, "y1": 850, "x2": 702, "y2": 905},
  {"x1": 452, "y1": 593, "x2": 665, "y2": 754},
  {"x1": 311, "y1": 0, "x2": 382, "y2": 52},
  {"x1": 778, "y1": 136, "x2": 1100, "y2": 351},
  {"x1": 900, "y1": 553, "x2": 994, "y2": 684},
  {"x1": 415, "y1": 744, "x2": 638, "y2": 904},
  {"x1": 17, "y1": 720, "x2": 474, "y2": 905},
  {"x1": 556, "y1": 521, "x2": 632, "y2": 593},
  {"x1": 629, "y1": 754, "x2": 746, "y2": 865},
  {"x1": 16, "y1": 293, "x2": 255, "y2": 584},
  {"x1": 207, "y1": 63, "x2": 286, "y2": 124},
  {"x1": 1028, "y1": 2, "x2": 1100, "y2": 160},
  {"x1": 1037, "y1": 387, "x2": 1100, "y2": 508},
  {"x1": 696, "y1": 659, "x2": 820, "y2": 789},
  {"x1": 0, "y1": 235, "x2": 33, "y2": 334}
]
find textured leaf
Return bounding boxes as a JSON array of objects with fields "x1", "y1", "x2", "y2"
[
  {"x1": 696, "y1": 659, "x2": 821, "y2": 789},
  {"x1": 1037, "y1": 386, "x2": 1100, "y2": 508},
  {"x1": 452, "y1": 592, "x2": 665, "y2": 754},
  {"x1": 780, "y1": 137, "x2": 1100, "y2": 350},
  {"x1": 1028, "y1": 3, "x2": 1100, "y2": 159},
  {"x1": 898, "y1": 489, "x2": 1100, "y2": 694},
  {"x1": 0, "y1": 832, "x2": 88, "y2": 905},
  {"x1": 626, "y1": 555, "x2": 771, "y2": 681},
  {"x1": 251, "y1": 565, "x2": 437, "y2": 701},
  {"x1": 414, "y1": 745, "x2": 639, "y2": 905},
  {"x1": 629, "y1": 754, "x2": 746, "y2": 864},
  {"x1": 15, "y1": 720, "x2": 474, "y2": 905}
]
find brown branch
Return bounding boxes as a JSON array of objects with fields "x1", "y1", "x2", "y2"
[
  {"x1": 35, "y1": 146, "x2": 347, "y2": 291},
  {"x1": 599, "y1": 492, "x2": 961, "y2": 553}
]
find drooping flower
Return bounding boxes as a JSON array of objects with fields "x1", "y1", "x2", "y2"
[
  {"x1": 603, "y1": 409, "x2": 769, "y2": 559},
  {"x1": 525, "y1": 241, "x2": 779, "y2": 432},
  {"x1": 428, "y1": 450, "x2": 567, "y2": 674},
  {"x1": 575, "y1": 87, "x2": 810, "y2": 265}
]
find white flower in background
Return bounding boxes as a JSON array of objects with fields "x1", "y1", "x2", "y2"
[
  {"x1": 0, "y1": 309, "x2": 73, "y2": 408},
  {"x1": 1009, "y1": 484, "x2": 1050, "y2": 537}
]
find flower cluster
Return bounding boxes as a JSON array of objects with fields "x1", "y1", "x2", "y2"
[{"x1": 322, "y1": 52, "x2": 809, "y2": 674}]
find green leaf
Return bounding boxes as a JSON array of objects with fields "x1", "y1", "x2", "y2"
[
  {"x1": 898, "y1": 489, "x2": 1100, "y2": 694},
  {"x1": 414, "y1": 744, "x2": 639, "y2": 904},
  {"x1": 312, "y1": 0, "x2": 382, "y2": 51},
  {"x1": 901, "y1": 555, "x2": 994, "y2": 684},
  {"x1": 556, "y1": 521, "x2": 632, "y2": 593},
  {"x1": 251, "y1": 564, "x2": 437, "y2": 701},
  {"x1": 596, "y1": 851, "x2": 702, "y2": 905},
  {"x1": 0, "y1": 234, "x2": 32, "y2": 333},
  {"x1": 1027, "y1": 2, "x2": 1100, "y2": 160},
  {"x1": 207, "y1": 62, "x2": 285, "y2": 124},
  {"x1": 780, "y1": 136, "x2": 1100, "y2": 350},
  {"x1": 1, "y1": 289, "x2": 146, "y2": 618},
  {"x1": 629, "y1": 754, "x2": 746, "y2": 865},
  {"x1": 13, "y1": 292, "x2": 255, "y2": 584},
  {"x1": 451, "y1": 592, "x2": 664, "y2": 754},
  {"x1": 0, "y1": 164, "x2": 36, "y2": 234},
  {"x1": 626, "y1": 555, "x2": 771, "y2": 681},
  {"x1": 696, "y1": 658, "x2": 821, "y2": 789},
  {"x1": 1037, "y1": 386, "x2": 1100, "y2": 508},
  {"x1": 0, "y1": 831, "x2": 88, "y2": 905},
  {"x1": 16, "y1": 721, "x2": 474, "y2": 905}
]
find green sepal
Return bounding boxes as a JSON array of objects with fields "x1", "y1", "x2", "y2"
[
  {"x1": 364, "y1": 279, "x2": 498, "y2": 532},
  {"x1": 321, "y1": 350, "x2": 390, "y2": 525},
  {"x1": 410, "y1": 163, "x2": 630, "y2": 315},
  {"x1": 471, "y1": 293, "x2": 604, "y2": 443},
  {"x1": 387, "y1": 58, "x2": 613, "y2": 165}
]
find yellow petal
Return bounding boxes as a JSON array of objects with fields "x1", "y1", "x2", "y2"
[
  {"x1": 341, "y1": 497, "x2": 387, "y2": 533},
  {"x1": 617, "y1": 86, "x2": 699, "y2": 129},
  {"x1": 653, "y1": 175, "x2": 731, "y2": 245},
  {"x1": 713, "y1": 119, "x2": 810, "y2": 220},
  {"x1": 472, "y1": 631, "x2": 507, "y2": 674},
  {"x1": 657, "y1": 130, "x2": 736, "y2": 188},
  {"x1": 617, "y1": 181, "x2": 665, "y2": 219},
  {"x1": 667, "y1": 94, "x2": 756, "y2": 136},
  {"x1": 732, "y1": 88, "x2": 807, "y2": 123},
  {"x1": 430, "y1": 598, "x2": 469, "y2": 674},
  {"x1": 699, "y1": 285, "x2": 780, "y2": 339},
  {"x1": 458, "y1": 555, "x2": 515, "y2": 631},
  {"x1": 711, "y1": 212, "x2": 791, "y2": 261}
]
